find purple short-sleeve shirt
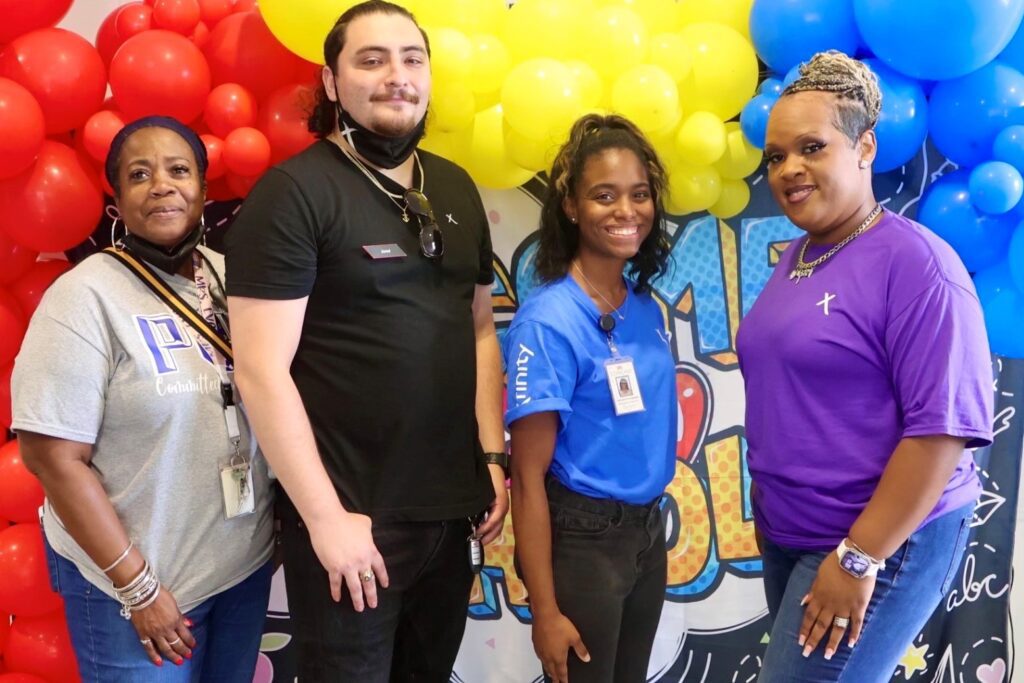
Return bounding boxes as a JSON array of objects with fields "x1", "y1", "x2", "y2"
[{"x1": 736, "y1": 210, "x2": 992, "y2": 550}]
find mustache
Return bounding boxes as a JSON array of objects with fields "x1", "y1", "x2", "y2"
[{"x1": 371, "y1": 89, "x2": 420, "y2": 104}]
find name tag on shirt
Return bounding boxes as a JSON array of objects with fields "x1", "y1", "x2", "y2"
[
  {"x1": 363, "y1": 243, "x2": 407, "y2": 259},
  {"x1": 605, "y1": 357, "x2": 645, "y2": 416}
]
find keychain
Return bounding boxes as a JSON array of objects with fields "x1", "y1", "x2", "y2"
[{"x1": 467, "y1": 517, "x2": 484, "y2": 574}]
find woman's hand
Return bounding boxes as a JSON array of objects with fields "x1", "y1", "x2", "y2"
[
  {"x1": 799, "y1": 554, "x2": 874, "y2": 660},
  {"x1": 130, "y1": 588, "x2": 196, "y2": 667},
  {"x1": 532, "y1": 610, "x2": 590, "y2": 683}
]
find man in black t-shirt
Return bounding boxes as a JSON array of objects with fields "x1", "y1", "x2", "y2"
[{"x1": 224, "y1": 2, "x2": 509, "y2": 679}]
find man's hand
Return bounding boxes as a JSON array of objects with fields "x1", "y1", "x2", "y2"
[
  {"x1": 477, "y1": 463, "x2": 509, "y2": 545},
  {"x1": 307, "y1": 512, "x2": 390, "y2": 611}
]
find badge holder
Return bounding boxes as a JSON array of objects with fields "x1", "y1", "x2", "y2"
[
  {"x1": 603, "y1": 333, "x2": 645, "y2": 416},
  {"x1": 221, "y1": 452, "x2": 255, "y2": 519}
]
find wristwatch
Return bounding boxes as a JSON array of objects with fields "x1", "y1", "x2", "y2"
[
  {"x1": 482, "y1": 451, "x2": 509, "y2": 477},
  {"x1": 835, "y1": 538, "x2": 885, "y2": 579}
]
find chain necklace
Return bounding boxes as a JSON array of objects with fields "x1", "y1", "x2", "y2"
[
  {"x1": 789, "y1": 204, "x2": 883, "y2": 283},
  {"x1": 573, "y1": 261, "x2": 628, "y2": 333},
  {"x1": 334, "y1": 138, "x2": 424, "y2": 223}
]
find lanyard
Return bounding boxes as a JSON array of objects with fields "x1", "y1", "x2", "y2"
[{"x1": 192, "y1": 252, "x2": 241, "y2": 455}]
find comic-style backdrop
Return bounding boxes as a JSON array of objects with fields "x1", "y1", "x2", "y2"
[{"x1": 251, "y1": 145, "x2": 1021, "y2": 682}]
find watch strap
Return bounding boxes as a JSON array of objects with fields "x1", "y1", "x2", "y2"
[{"x1": 482, "y1": 451, "x2": 509, "y2": 474}]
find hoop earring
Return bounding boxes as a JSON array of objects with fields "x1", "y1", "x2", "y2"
[
  {"x1": 110, "y1": 216, "x2": 126, "y2": 249},
  {"x1": 200, "y1": 215, "x2": 207, "y2": 247}
]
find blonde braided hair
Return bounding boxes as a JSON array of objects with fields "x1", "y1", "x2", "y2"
[{"x1": 782, "y1": 50, "x2": 882, "y2": 142}]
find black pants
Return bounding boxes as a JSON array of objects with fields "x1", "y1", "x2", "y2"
[
  {"x1": 278, "y1": 501, "x2": 475, "y2": 682},
  {"x1": 544, "y1": 477, "x2": 667, "y2": 683}
]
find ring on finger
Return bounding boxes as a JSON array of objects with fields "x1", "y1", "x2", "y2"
[
  {"x1": 833, "y1": 616, "x2": 850, "y2": 629},
  {"x1": 167, "y1": 636, "x2": 182, "y2": 646},
  {"x1": 360, "y1": 569, "x2": 375, "y2": 583},
  {"x1": 140, "y1": 638, "x2": 152, "y2": 645}
]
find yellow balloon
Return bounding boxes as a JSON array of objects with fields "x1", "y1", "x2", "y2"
[
  {"x1": 677, "y1": 0, "x2": 754, "y2": 40},
  {"x1": 463, "y1": 106, "x2": 537, "y2": 189},
  {"x1": 430, "y1": 82, "x2": 476, "y2": 132},
  {"x1": 648, "y1": 33, "x2": 693, "y2": 83},
  {"x1": 504, "y1": 122, "x2": 559, "y2": 172},
  {"x1": 666, "y1": 162, "x2": 722, "y2": 215},
  {"x1": 709, "y1": 178, "x2": 750, "y2": 218},
  {"x1": 468, "y1": 34, "x2": 510, "y2": 95},
  {"x1": 414, "y1": 0, "x2": 505, "y2": 36},
  {"x1": 611, "y1": 65, "x2": 680, "y2": 135},
  {"x1": 675, "y1": 111, "x2": 726, "y2": 166},
  {"x1": 259, "y1": 0, "x2": 356, "y2": 63},
  {"x1": 594, "y1": 0, "x2": 679, "y2": 34},
  {"x1": 501, "y1": 58, "x2": 582, "y2": 142},
  {"x1": 584, "y1": 7, "x2": 648, "y2": 79},
  {"x1": 565, "y1": 60, "x2": 604, "y2": 109},
  {"x1": 503, "y1": 0, "x2": 592, "y2": 62},
  {"x1": 426, "y1": 27, "x2": 473, "y2": 87},
  {"x1": 678, "y1": 22, "x2": 759, "y2": 121},
  {"x1": 714, "y1": 122, "x2": 763, "y2": 179},
  {"x1": 421, "y1": 126, "x2": 472, "y2": 166},
  {"x1": 650, "y1": 124, "x2": 683, "y2": 168}
]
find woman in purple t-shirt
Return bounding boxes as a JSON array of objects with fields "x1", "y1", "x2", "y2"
[{"x1": 737, "y1": 51, "x2": 993, "y2": 682}]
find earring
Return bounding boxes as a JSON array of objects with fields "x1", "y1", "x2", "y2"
[
  {"x1": 569, "y1": 216, "x2": 577, "y2": 223},
  {"x1": 200, "y1": 215, "x2": 207, "y2": 247},
  {"x1": 110, "y1": 216, "x2": 125, "y2": 249},
  {"x1": 859, "y1": 160, "x2": 869, "y2": 169}
]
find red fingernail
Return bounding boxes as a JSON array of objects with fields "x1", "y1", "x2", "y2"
[
  {"x1": 185, "y1": 618, "x2": 194, "y2": 627},
  {"x1": 184, "y1": 652, "x2": 192, "y2": 660},
  {"x1": 155, "y1": 659, "x2": 163, "y2": 667},
  {"x1": 175, "y1": 658, "x2": 183, "y2": 666}
]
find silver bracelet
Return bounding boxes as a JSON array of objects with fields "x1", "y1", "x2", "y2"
[
  {"x1": 114, "y1": 561, "x2": 160, "y2": 619},
  {"x1": 100, "y1": 540, "x2": 134, "y2": 574}
]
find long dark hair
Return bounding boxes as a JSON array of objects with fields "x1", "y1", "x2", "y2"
[
  {"x1": 536, "y1": 113, "x2": 670, "y2": 293},
  {"x1": 308, "y1": 0, "x2": 431, "y2": 138}
]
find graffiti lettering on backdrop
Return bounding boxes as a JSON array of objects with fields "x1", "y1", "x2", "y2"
[{"x1": 255, "y1": 145, "x2": 1019, "y2": 683}]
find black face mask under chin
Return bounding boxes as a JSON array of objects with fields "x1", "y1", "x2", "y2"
[
  {"x1": 334, "y1": 101, "x2": 425, "y2": 169},
  {"x1": 121, "y1": 223, "x2": 204, "y2": 276}
]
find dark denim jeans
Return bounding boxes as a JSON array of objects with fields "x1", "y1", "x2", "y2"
[
  {"x1": 758, "y1": 502, "x2": 974, "y2": 682},
  {"x1": 277, "y1": 501, "x2": 477, "y2": 683},
  {"x1": 44, "y1": 536, "x2": 272, "y2": 683},
  {"x1": 541, "y1": 477, "x2": 667, "y2": 683}
]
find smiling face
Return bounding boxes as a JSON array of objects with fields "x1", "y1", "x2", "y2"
[
  {"x1": 114, "y1": 127, "x2": 205, "y2": 247},
  {"x1": 764, "y1": 91, "x2": 876, "y2": 242},
  {"x1": 563, "y1": 147, "x2": 654, "y2": 266},
  {"x1": 323, "y1": 11, "x2": 430, "y2": 137}
]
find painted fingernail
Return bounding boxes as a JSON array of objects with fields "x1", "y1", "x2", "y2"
[
  {"x1": 798, "y1": 635, "x2": 806, "y2": 646},
  {"x1": 849, "y1": 639, "x2": 858, "y2": 648},
  {"x1": 802, "y1": 645, "x2": 812, "y2": 658},
  {"x1": 184, "y1": 652, "x2": 192, "y2": 660},
  {"x1": 155, "y1": 659, "x2": 163, "y2": 667},
  {"x1": 175, "y1": 658, "x2": 183, "y2": 666},
  {"x1": 184, "y1": 618, "x2": 193, "y2": 627},
  {"x1": 824, "y1": 649, "x2": 834, "y2": 660},
  {"x1": 800, "y1": 595, "x2": 809, "y2": 606}
]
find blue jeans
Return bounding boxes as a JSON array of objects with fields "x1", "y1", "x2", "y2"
[
  {"x1": 758, "y1": 502, "x2": 973, "y2": 683},
  {"x1": 45, "y1": 538, "x2": 272, "y2": 683}
]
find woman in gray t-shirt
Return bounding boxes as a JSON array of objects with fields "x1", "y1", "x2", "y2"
[{"x1": 12, "y1": 116, "x2": 274, "y2": 681}]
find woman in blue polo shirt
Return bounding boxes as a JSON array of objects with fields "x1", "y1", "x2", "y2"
[{"x1": 505, "y1": 114, "x2": 676, "y2": 683}]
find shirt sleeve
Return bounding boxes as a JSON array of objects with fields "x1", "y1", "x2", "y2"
[
  {"x1": 466, "y1": 178, "x2": 495, "y2": 286},
  {"x1": 503, "y1": 321, "x2": 577, "y2": 428},
  {"x1": 887, "y1": 279, "x2": 994, "y2": 448},
  {"x1": 224, "y1": 168, "x2": 320, "y2": 299},
  {"x1": 11, "y1": 311, "x2": 109, "y2": 445}
]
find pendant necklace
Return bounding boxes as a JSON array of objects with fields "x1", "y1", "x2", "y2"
[
  {"x1": 573, "y1": 261, "x2": 627, "y2": 333},
  {"x1": 789, "y1": 204, "x2": 883, "y2": 283}
]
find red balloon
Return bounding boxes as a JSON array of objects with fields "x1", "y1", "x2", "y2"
[
  {"x1": 260, "y1": 83, "x2": 317, "y2": 164},
  {"x1": 204, "y1": 11, "x2": 306, "y2": 100},
  {"x1": 110, "y1": 30, "x2": 211, "y2": 124},
  {"x1": 4, "y1": 612, "x2": 79, "y2": 682},
  {"x1": 0, "y1": 675, "x2": 49, "y2": 683},
  {"x1": 0, "y1": 363, "x2": 12, "y2": 430},
  {"x1": 232, "y1": 0, "x2": 257, "y2": 12},
  {"x1": 225, "y1": 172, "x2": 260, "y2": 198},
  {"x1": 0, "y1": 441, "x2": 44, "y2": 525},
  {"x1": 0, "y1": 0, "x2": 73, "y2": 45},
  {"x1": 204, "y1": 83, "x2": 257, "y2": 138},
  {"x1": 0, "y1": 231, "x2": 38, "y2": 286},
  {"x1": 200, "y1": 133, "x2": 226, "y2": 180},
  {"x1": 0, "y1": 524, "x2": 62, "y2": 617},
  {"x1": 0, "y1": 608, "x2": 9, "y2": 653},
  {"x1": 10, "y1": 260, "x2": 71, "y2": 318},
  {"x1": 0, "y1": 142, "x2": 104, "y2": 253},
  {"x1": 0, "y1": 79, "x2": 45, "y2": 180},
  {"x1": 223, "y1": 127, "x2": 271, "y2": 177},
  {"x1": 190, "y1": 20, "x2": 210, "y2": 49},
  {"x1": 205, "y1": 176, "x2": 236, "y2": 201},
  {"x1": 94, "y1": 7, "x2": 122, "y2": 68},
  {"x1": 0, "y1": 29, "x2": 107, "y2": 135},
  {"x1": 293, "y1": 58, "x2": 321, "y2": 87},
  {"x1": 114, "y1": 3, "x2": 154, "y2": 42},
  {"x1": 199, "y1": 0, "x2": 233, "y2": 27},
  {"x1": 0, "y1": 289, "x2": 25, "y2": 368},
  {"x1": 153, "y1": 0, "x2": 201, "y2": 34},
  {"x1": 81, "y1": 110, "x2": 127, "y2": 164}
]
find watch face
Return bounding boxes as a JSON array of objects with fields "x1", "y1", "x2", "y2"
[{"x1": 840, "y1": 550, "x2": 870, "y2": 577}]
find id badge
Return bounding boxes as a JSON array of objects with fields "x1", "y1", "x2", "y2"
[
  {"x1": 605, "y1": 357, "x2": 645, "y2": 416},
  {"x1": 220, "y1": 460, "x2": 255, "y2": 519}
]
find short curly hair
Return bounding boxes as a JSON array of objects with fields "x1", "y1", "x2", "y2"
[
  {"x1": 535, "y1": 113, "x2": 670, "y2": 294},
  {"x1": 782, "y1": 50, "x2": 882, "y2": 144}
]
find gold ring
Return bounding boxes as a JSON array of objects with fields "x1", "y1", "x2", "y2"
[{"x1": 360, "y1": 569, "x2": 375, "y2": 583}]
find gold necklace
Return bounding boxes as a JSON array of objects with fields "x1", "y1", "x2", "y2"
[
  {"x1": 334, "y1": 138, "x2": 424, "y2": 223},
  {"x1": 789, "y1": 204, "x2": 882, "y2": 283}
]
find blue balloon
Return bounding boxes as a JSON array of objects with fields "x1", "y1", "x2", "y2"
[
  {"x1": 854, "y1": 0, "x2": 1024, "y2": 80},
  {"x1": 862, "y1": 59, "x2": 927, "y2": 172},
  {"x1": 782, "y1": 64, "x2": 802, "y2": 89},
  {"x1": 758, "y1": 77, "x2": 784, "y2": 97},
  {"x1": 917, "y1": 170, "x2": 1018, "y2": 272},
  {"x1": 993, "y1": 125, "x2": 1024, "y2": 176},
  {"x1": 973, "y1": 259, "x2": 1017, "y2": 303},
  {"x1": 750, "y1": 0, "x2": 860, "y2": 74},
  {"x1": 740, "y1": 94, "x2": 776, "y2": 149},
  {"x1": 929, "y1": 61, "x2": 1024, "y2": 167},
  {"x1": 981, "y1": 286, "x2": 1024, "y2": 358},
  {"x1": 998, "y1": 17, "x2": 1024, "y2": 73},
  {"x1": 1009, "y1": 222, "x2": 1024, "y2": 293},
  {"x1": 969, "y1": 161, "x2": 1024, "y2": 214}
]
